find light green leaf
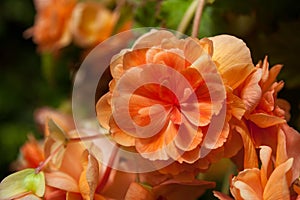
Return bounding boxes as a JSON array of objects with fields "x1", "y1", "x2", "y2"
[{"x1": 0, "y1": 168, "x2": 45, "y2": 199}]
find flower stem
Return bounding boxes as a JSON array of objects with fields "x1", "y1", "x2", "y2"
[
  {"x1": 35, "y1": 144, "x2": 64, "y2": 173},
  {"x1": 96, "y1": 145, "x2": 119, "y2": 193},
  {"x1": 177, "y1": 0, "x2": 198, "y2": 35},
  {"x1": 68, "y1": 134, "x2": 106, "y2": 143},
  {"x1": 191, "y1": 0, "x2": 205, "y2": 38}
]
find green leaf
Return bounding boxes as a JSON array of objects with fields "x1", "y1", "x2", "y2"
[
  {"x1": 0, "y1": 168, "x2": 45, "y2": 199},
  {"x1": 133, "y1": 0, "x2": 162, "y2": 27}
]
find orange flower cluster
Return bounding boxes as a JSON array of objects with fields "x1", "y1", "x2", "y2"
[
  {"x1": 1, "y1": 29, "x2": 300, "y2": 200},
  {"x1": 25, "y1": 0, "x2": 131, "y2": 52},
  {"x1": 96, "y1": 30, "x2": 300, "y2": 198}
]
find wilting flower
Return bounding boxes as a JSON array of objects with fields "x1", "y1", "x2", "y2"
[{"x1": 25, "y1": 0, "x2": 76, "y2": 52}]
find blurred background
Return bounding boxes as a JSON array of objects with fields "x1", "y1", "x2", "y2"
[{"x1": 0, "y1": 0, "x2": 300, "y2": 196}]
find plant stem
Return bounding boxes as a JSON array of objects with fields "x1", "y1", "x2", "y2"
[
  {"x1": 192, "y1": 0, "x2": 205, "y2": 38},
  {"x1": 68, "y1": 134, "x2": 106, "y2": 143},
  {"x1": 177, "y1": 0, "x2": 198, "y2": 35},
  {"x1": 35, "y1": 144, "x2": 64, "y2": 173}
]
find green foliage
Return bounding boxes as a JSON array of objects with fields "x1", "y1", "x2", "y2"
[
  {"x1": 160, "y1": 0, "x2": 193, "y2": 29},
  {"x1": 133, "y1": 0, "x2": 162, "y2": 27}
]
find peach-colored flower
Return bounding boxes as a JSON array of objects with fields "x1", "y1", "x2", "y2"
[
  {"x1": 25, "y1": 0, "x2": 76, "y2": 52},
  {"x1": 96, "y1": 30, "x2": 255, "y2": 175},
  {"x1": 214, "y1": 129, "x2": 295, "y2": 200},
  {"x1": 241, "y1": 57, "x2": 287, "y2": 128},
  {"x1": 97, "y1": 30, "x2": 227, "y2": 164},
  {"x1": 11, "y1": 135, "x2": 44, "y2": 171},
  {"x1": 70, "y1": 2, "x2": 118, "y2": 48}
]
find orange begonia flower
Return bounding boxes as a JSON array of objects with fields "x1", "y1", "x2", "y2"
[
  {"x1": 12, "y1": 135, "x2": 44, "y2": 171},
  {"x1": 214, "y1": 129, "x2": 295, "y2": 200},
  {"x1": 70, "y1": 2, "x2": 118, "y2": 48},
  {"x1": 96, "y1": 30, "x2": 255, "y2": 174},
  {"x1": 25, "y1": 0, "x2": 76, "y2": 52},
  {"x1": 97, "y1": 30, "x2": 226, "y2": 163}
]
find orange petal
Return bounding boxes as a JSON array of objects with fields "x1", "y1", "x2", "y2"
[
  {"x1": 275, "y1": 128, "x2": 288, "y2": 167},
  {"x1": 260, "y1": 58, "x2": 283, "y2": 93},
  {"x1": 183, "y1": 37, "x2": 207, "y2": 64},
  {"x1": 101, "y1": 170, "x2": 135, "y2": 199},
  {"x1": 213, "y1": 191, "x2": 234, "y2": 200},
  {"x1": 123, "y1": 49, "x2": 147, "y2": 70},
  {"x1": 45, "y1": 171, "x2": 79, "y2": 193},
  {"x1": 240, "y1": 68, "x2": 262, "y2": 112},
  {"x1": 124, "y1": 182, "x2": 155, "y2": 200},
  {"x1": 192, "y1": 54, "x2": 226, "y2": 115},
  {"x1": 259, "y1": 146, "x2": 273, "y2": 188},
  {"x1": 233, "y1": 119, "x2": 258, "y2": 169},
  {"x1": 197, "y1": 38, "x2": 214, "y2": 56},
  {"x1": 231, "y1": 169, "x2": 263, "y2": 199},
  {"x1": 66, "y1": 192, "x2": 82, "y2": 200},
  {"x1": 96, "y1": 93, "x2": 112, "y2": 130},
  {"x1": 109, "y1": 118, "x2": 135, "y2": 147},
  {"x1": 174, "y1": 117, "x2": 202, "y2": 152},
  {"x1": 71, "y1": 2, "x2": 116, "y2": 47},
  {"x1": 209, "y1": 35, "x2": 254, "y2": 89},
  {"x1": 153, "y1": 179, "x2": 215, "y2": 200},
  {"x1": 135, "y1": 121, "x2": 173, "y2": 160},
  {"x1": 79, "y1": 150, "x2": 99, "y2": 200},
  {"x1": 132, "y1": 29, "x2": 175, "y2": 49},
  {"x1": 248, "y1": 113, "x2": 285, "y2": 128},
  {"x1": 227, "y1": 88, "x2": 246, "y2": 120},
  {"x1": 151, "y1": 49, "x2": 187, "y2": 71},
  {"x1": 178, "y1": 145, "x2": 201, "y2": 164},
  {"x1": 263, "y1": 158, "x2": 293, "y2": 200},
  {"x1": 20, "y1": 135, "x2": 44, "y2": 169},
  {"x1": 293, "y1": 178, "x2": 300, "y2": 195}
]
